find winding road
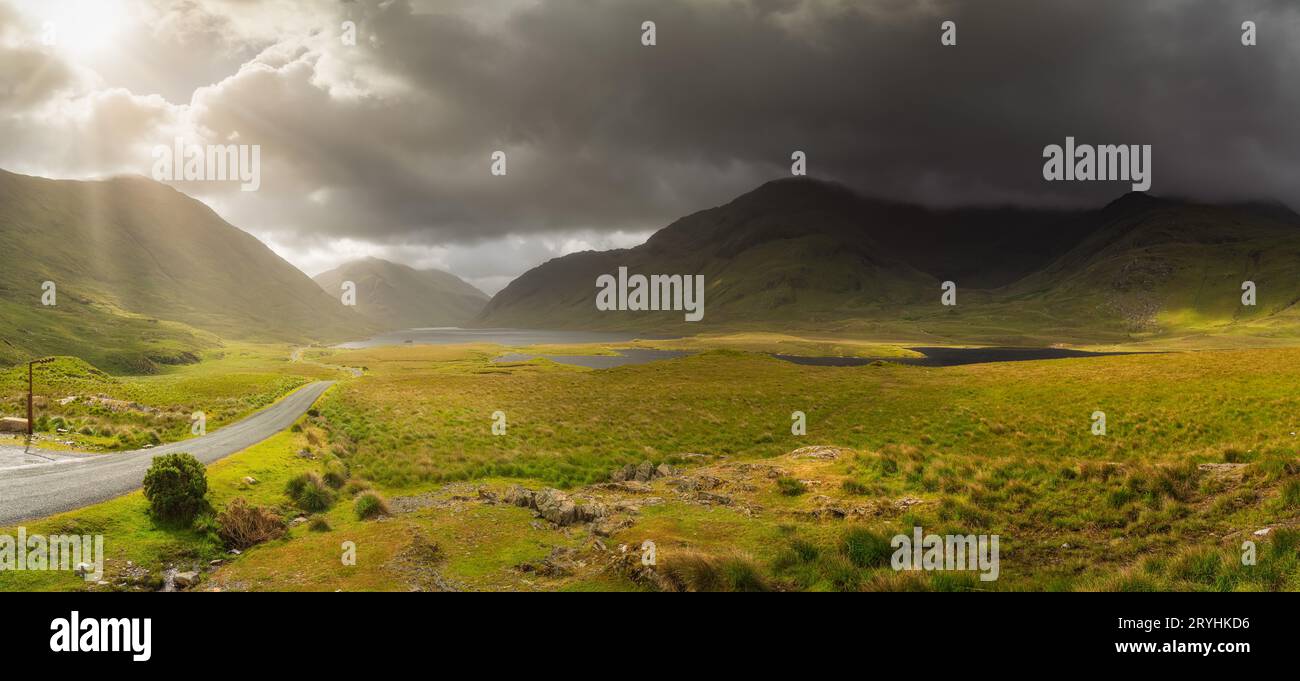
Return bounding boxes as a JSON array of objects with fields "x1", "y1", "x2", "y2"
[{"x1": 0, "y1": 381, "x2": 334, "y2": 526}]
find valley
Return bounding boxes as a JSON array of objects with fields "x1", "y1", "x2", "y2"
[
  {"x1": 4, "y1": 338, "x2": 1299, "y2": 592},
  {"x1": 3, "y1": 171, "x2": 1300, "y2": 592}
]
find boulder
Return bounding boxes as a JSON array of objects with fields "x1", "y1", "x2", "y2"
[
  {"x1": 612, "y1": 461, "x2": 676, "y2": 483},
  {"x1": 507, "y1": 486, "x2": 605, "y2": 526},
  {"x1": 694, "y1": 491, "x2": 732, "y2": 506},
  {"x1": 173, "y1": 571, "x2": 199, "y2": 588},
  {"x1": 789, "y1": 445, "x2": 841, "y2": 460},
  {"x1": 610, "y1": 464, "x2": 637, "y2": 482}
]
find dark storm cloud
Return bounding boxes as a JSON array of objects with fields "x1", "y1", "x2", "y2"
[
  {"x1": 225, "y1": 0, "x2": 1300, "y2": 249},
  {"x1": 3, "y1": 0, "x2": 1299, "y2": 285}
]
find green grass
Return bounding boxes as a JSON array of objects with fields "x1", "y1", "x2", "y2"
[
  {"x1": 0, "y1": 425, "x2": 323, "y2": 591},
  {"x1": 300, "y1": 342, "x2": 1300, "y2": 589},
  {"x1": 6, "y1": 336, "x2": 1300, "y2": 591},
  {"x1": 0, "y1": 345, "x2": 339, "y2": 451}
]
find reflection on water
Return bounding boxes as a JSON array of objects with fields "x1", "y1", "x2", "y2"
[
  {"x1": 338, "y1": 329, "x2": 1135, "y2": 369},
  {"x1": 774, "y1": 346, "x2": 1140, "y2": 368},
  {"x1": 337, "y1": 327, "x2": 669, "y2": 349}
]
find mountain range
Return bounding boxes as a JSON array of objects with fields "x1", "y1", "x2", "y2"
[
  {"x1": 5, "y1": 168, "x2": 1300, "y2": 373},
  {"x1": 476, "y1": 178, "x2": 1300, "y2": 344}
]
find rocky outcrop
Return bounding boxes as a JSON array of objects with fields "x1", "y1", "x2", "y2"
[
  {"x1": 610, "y1": 461, "x2": 676, "y2": 483},
  {"x1": 505, "y1": 486, "x2": 607, "y2": 526},
  {"x1": 789, "y1": 445, "x2": 842, "y2": 460}
]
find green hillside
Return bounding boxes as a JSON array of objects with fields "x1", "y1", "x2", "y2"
[
  {"x1": 312, "y1": 257, "x2": 488, "y2": 331},
  {"x1": 0, "y1": 170, "x2": 375, "y2": 372},
  {"x1": 476, "y1": 179, "x2": 1300, "y2": 345},
  {"x1": 476, "y1": 180, "x2": 939, "y2": 330}
]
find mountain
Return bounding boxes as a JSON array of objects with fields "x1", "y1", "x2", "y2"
[
  {"x1": 477, "y1": 179, "x2": 930, "y2": 329},
  {"x1": 0, "y1": 170, "x2": 373, "y2": 372},
  {"x1": 312, "y1": 257, "x2": 488, "y2": 331},
  {"x1": 476, "y1": 178, "x2": 1300, "y2": 342},
  {"x1": 476, "y1": 178, "x2": 1082, "y2": 330},
  {"x1": 996, "y1": 193, "x2": 1300, "y2": 337}
]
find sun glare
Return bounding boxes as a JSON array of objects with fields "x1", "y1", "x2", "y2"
[{"x1": 39, "y1": 0, "x2": 130, "y2": 57}]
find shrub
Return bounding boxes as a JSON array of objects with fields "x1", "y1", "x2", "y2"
[
  {"x1": 840, "y1": 527, "x2": 893, "y2": 569},
  {"x1": 355, "y1": 492, "x2": 389, "y2": 520},
  {"x1": 775, "y1": 477, "x2": 807, "y2": 496},
  {"x1": 216, "y1": 498, "x2": 287, "y2": 550},
  {"x1": 308, "y1": 516, "x2": 331, "y2": 532},
  {"x1": 142, "y1": 452, "x2": 208, "y2": 523},
  {"x1": 286, "y1": 472, "x2": 335, "y2": 512}
]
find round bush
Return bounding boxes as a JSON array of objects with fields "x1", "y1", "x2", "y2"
[{"x1": 142, "y1": 452, "x2": 208, "y2": 523}]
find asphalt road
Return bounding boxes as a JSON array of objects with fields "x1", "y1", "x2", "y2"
[{"x1": 0, "y1": 381, "x2": 334, "y2": 526}]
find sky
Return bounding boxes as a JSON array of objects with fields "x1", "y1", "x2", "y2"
[{"x1": 1, "y1": 0, "x2": 1298, "y2": 295}]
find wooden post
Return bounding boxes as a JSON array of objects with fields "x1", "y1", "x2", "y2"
[
  {"x1": 27, "y1": 361, "x2": 33, "y2": 436},
  {"x1": 26, "y1": 358, "x2": 54, "y2": 437}
]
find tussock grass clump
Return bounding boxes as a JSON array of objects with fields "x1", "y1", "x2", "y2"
[
  {"x1": 216, "y1": 498, "x2": 287, "y2": 549},
  {"x1": 839, "y1": 479, "x2": 874, "y2": 495},
  {"x1": 775, "y1": 477, "x2": 807, "y2": 496},
  {"x1": 659, "y1": 551, "x2": 771, "y2": 592},
  {"x1": 322, "y1": 460, "x2": 349, "y2": 489},
  {"x1": 354, "y1": 492, "x2": 389, "y2": 520},
  {"x1": 342, "y1": 479, "x2": 371, "y2": 497},
  {"x1": 840, "y1": 527, "x2": 894, "y2": 569},
  {"x1": 286, "y1": 472, "x2": 335, "y2": 512},
  {"x1": 1280, "y1": 479, "x2": 1300, "y2": 509},
  {"x1": 307, "y1": 516, "x2": 331, "y2": 532},
  {"x1": 770, "y1": 528, "x2": 897, "y2": 592}
]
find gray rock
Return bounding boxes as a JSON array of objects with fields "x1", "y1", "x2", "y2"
[
  {"x1": 507, "y1": 485, "x2": 607, "y2": 526},
  {"x1": 610, "y1": 464, "x2": 637, "y2": 482},
  {"x1": 789, "y1": 445, "x2": 842, "y2": 460},
  {"x1": 173, "y1": 571, "x2": 199, "y2": 588}
]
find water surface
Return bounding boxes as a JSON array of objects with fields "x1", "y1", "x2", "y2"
[
  {"x1": 338, "y1": 327, "x2": 667, "y2": 349},
  {"x1": 774, "y1": 346, "x2": 1140, "y2": 368}
]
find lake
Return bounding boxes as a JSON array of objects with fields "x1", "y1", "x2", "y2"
[
  {"x1": 774, "y1": 346, "x2": 1141, "y2": 368},
  {"x1": 339, "y1": 329, "x2": 1138, "y2": 369},
  {"x1": 336, "y1": 327, "x2": 667, "y2": 349}
]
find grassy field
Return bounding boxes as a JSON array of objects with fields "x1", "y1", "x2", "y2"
[
  {"x1": 4, "y1": 337, "x2": 1300, "y2": 591},
  {"x1": 0, "y1": 344, "x2": 340, "y2": 451}
]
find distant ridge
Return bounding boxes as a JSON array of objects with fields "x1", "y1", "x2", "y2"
[{"x1": 313, "y1": 257, "x2": 489, "y2": 331}]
